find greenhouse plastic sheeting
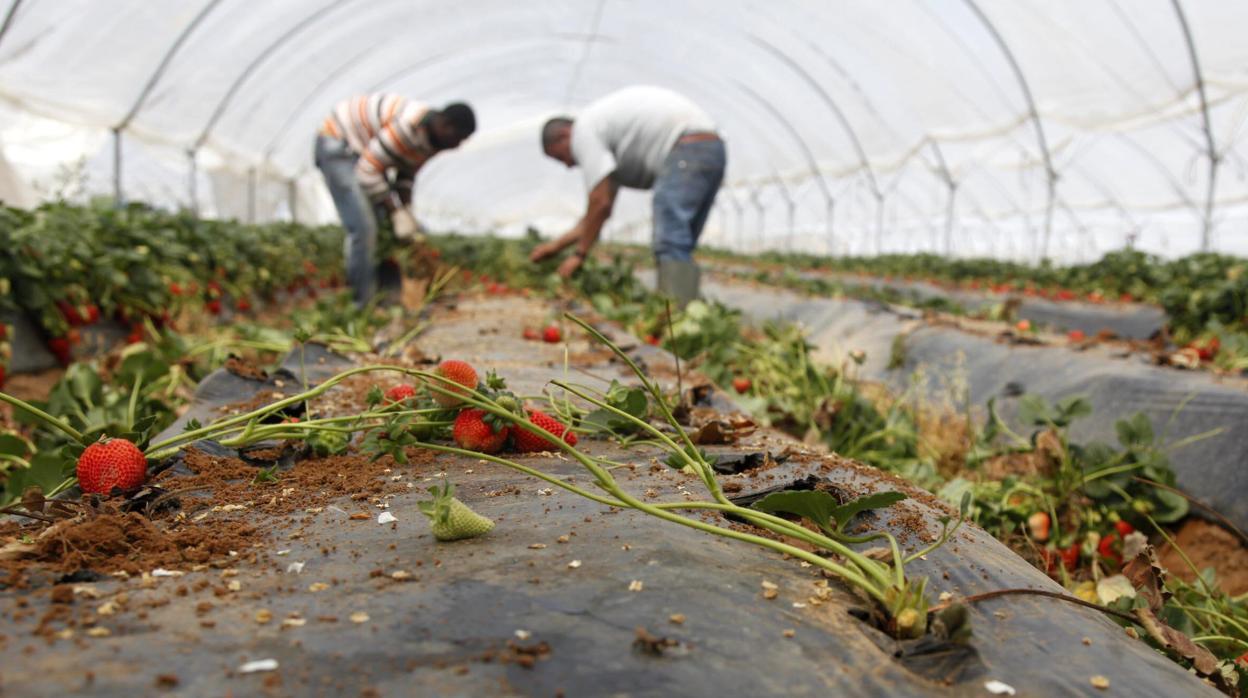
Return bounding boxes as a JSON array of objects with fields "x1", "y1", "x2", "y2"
[
  {"x1": 68, "y1": 298, "x2": 1216, "y2": 697},
  {"x1": 2, "y1": 2, "x2": 1248, "y2": 262},
  {"x1": 699, "y1": 276, "x2": 1248, "y2": 533}
]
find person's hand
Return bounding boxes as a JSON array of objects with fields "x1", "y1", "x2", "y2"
[
  {"x1": 392, "y1": 208, "x2": 420, "y2": 242},
  {"x1": 557, "y1": 253, "x2": 584, "y2": 279},
  {"x1": 529, "y1": 241, "x2": 561, "y2": 263}
]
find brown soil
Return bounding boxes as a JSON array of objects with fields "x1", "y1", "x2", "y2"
[
  {"x1": 0, "y1": 368, "x2": 65, "y2": 402},
  {"x1": 31, "y1": 511, "x2": 258, "y2": 575},
  {"x1": 1158, "y1": 519, "x2": 1248, "y2": 596}
]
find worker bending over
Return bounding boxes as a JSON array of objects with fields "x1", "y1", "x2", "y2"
[
  {"x1": 531, "y1": 85, "x2": 726, "y2": 306},
  {"x1": 315, "y1": 94, "x2": 475, "y2": 306}
]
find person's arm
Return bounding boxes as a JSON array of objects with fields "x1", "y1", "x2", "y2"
[{"x1": 530, "y1": 177, "x2": 618, "y2": 277}]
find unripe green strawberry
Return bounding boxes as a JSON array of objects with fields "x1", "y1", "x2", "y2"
[{"x1": 418, "y1": 482, "x2": 494, "y2": 542}]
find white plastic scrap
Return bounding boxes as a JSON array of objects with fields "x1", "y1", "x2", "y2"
[
  {"x1": 238, "y1": 659, "x2": 279, "y2": 674},
  {"x1": 150, "y1": 569, "x2": 183, "y2": 577},
  {"x1": 286, "y1": 561, "x2": 305, "y2": 575},
  {"x1": 984, "y1": 680, "x2": 1016, "y2": 695},
  {"x1": 377, "y1": 511, "x2": 397, "y2": 524}
]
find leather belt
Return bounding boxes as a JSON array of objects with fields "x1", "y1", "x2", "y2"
[{"x1": 677, "y1": 131, "x2": 720, "y2": 145}]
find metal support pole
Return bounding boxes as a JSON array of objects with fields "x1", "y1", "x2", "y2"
[
  {"x1": 749, "y1": 189, "x2": 765, "y2": 255},
  {"x1": 944, "y1": 183, "x2": 958, "y2": 257},
  {"x1": 1170, "y1": 0, "x2": 1218, "y2": 251},
  {"x1": 825, "y1": 198, "x2": 836, "y2": 256},
  {"x1": 112, "y1": 128, "x2": 123, "y2": 205},
  {"x1": 187, "y1": 149, "x2": 199, "y2": 216},
  {"x1": 247, "y1": 167, "x2": 257, "y2": 223},
  {"x1": 731, "y1": 196, "x2": 746, "y2": 252},
  {"x1": 288, "y1": 179, "x2": 298, "y2": 223},
  {"x1": 874, "y1": 193, "x2": 885, "y2": 256}
]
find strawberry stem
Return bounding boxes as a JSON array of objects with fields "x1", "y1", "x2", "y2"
[{"x1": 0, "y1": 391, "x2": 86, "y2": 444}]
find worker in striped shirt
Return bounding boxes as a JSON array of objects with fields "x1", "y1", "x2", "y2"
[{"x1": 315, "y1": 94, "x2": 476, "y2": 306}]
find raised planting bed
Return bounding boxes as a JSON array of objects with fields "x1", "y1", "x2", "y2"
[
  {"x1": 696, "y1": 272, "x2": 1248, "y2": 535},
  {"x1": 0, "y1": 293, "x2": 1225, "y2": 696}
]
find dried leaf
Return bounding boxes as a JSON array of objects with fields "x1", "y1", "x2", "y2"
[
  {"x1": 690, "y1": 420, "x2": 733, "y2": 445},
  {"x1": 1122, "y1": 547, "x2": 1170, "y2": 612},
  {"x1": 1134, "y1": 607, "x2": 1219, "y2": 676}
]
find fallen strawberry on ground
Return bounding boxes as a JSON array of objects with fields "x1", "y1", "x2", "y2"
[
  {"x1": 542, "y1": 325, "x2": 562, "y2": 343},
  {"x1": 418, "y1": 481, "x2": 494, "y2": 541},
  {"x1": 429, "y1": 359, "x2": 479, "y2": 407},
  {"x1": 452, "y1": 408, "x2": 510, "y2": 454},
  {"x1": 511, "y1": 408, "x2": 577, "y2": 453},
  {"x1": 77, "y1": 437, "x2": 147, "y2": 494},
  {"x1": 384, "y1": 384, "x2": 417, "y2": 403}
]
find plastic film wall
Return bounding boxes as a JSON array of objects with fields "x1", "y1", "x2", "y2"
[{"x1": 1, "y1": 0, "x2": 1246, "y2": 263}]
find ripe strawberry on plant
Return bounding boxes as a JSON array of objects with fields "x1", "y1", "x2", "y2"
[
  {"x1": 511, "y1": 409, "x2": 578, "y2": 453},
  {"x1": 1113, "y1": 520, "x2": 1135, "y2": 537},
  {"x1": 542, "y1": 325, "x2": 562, "y2": 343},
  {"x1": 384, "y1": 384, "x2": 418, "y2": 403},
  {"x1": 732, "y1": 377, "x2": 751, "y2": 393},
  {"x1": 452, "y1": 408, "x2": 509, "y2": 454},
  {"x1": 205, "y1": 299, "x2": 222, "y2": 316},
  {"x1": 77, "y1": 437, "x2": 147, "y2": 494},
  {"x1": 429, "y1": 359, "x2": 479, "y2": 407},
  {"x1": 418, "y1": 481, "x2": 494, "y2": 542},
  {"x1": 48, "y1": 337, "x2": 72, "y2": 365}
]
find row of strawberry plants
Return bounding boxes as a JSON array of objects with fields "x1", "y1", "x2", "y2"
[
  {"x1": 0, "y1": 201, "x2": 344, "y2": 374},
  {"x1": 694, "y1": 246, "x2": 1248, "y2": 345}
]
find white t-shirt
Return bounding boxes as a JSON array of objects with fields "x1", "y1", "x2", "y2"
[{"x1": 571, "y1": 86, "x2": 717, "y2": 191}]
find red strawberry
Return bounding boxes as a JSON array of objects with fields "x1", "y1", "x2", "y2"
[
  {"x1": 126, "y1": 325, "x2": 143, "y2": 345},
  {"x1": 732, "y1": 377, "x2": 751, "y2": 393},
  {"x1": 430, "y1": 360, "x2": 478, "y2": 407},
  {"x1": 85, "y1": 304, "x2": 100, "y2": 324},
  {"x1": 644, "y1": 334, "x2": 661, "y2": 346},
  {"x1": 542, "y1": 325, "x2": 562, "y2": 343},
  {"x1": 452, "y1": 409, "x2": 509, "y2": 454},
  {"x1": 1061, "y1": 542, "x2": 1080, "y2": 569},
  {"x1": 1119, "y1": 293, "x2": 1134, "y2": 303},
  {"x1": 384, "y1": 384, "x2": 417, "y2": 403},
  {"x1": 48, "y1": 337, "x2": 72, "y2": 365},
  {"x1": 522, "y1": 328, "x2": 540, "y2": 341},
  {"x1": 1098, "y1": 532, "x2": 1121, "y2": 565},
  {"x1": 1067, "y1": 330, "x2": 1086, "y2": 343},
  {"x1": 206, "y1": 299, "x2": 222, "y2": 315},
  {"x1": 235, "y1": 298, "x2": 252, "y2": 312},
  {"x1": 1015, "y1": 319, "x2": 1032, "y2": 332},
  {"x1": 512, "y1": 409, "x2": 577, "y2": 453},
  {"x1": 0, "y1": 324, "x2": 6, "y2": 341},
  {"x1": 0, "y1": 365, "x2": 6, "y2": 389},
  {"x1": 169, "y1": 282, "x2": 183, "y2": 296},
  {"x1": 77, "y1": 438, "x2": 147, "y2": 494},
  {"x1": 1114, "y1": 520, "x2": 1135, "y2": 537}
]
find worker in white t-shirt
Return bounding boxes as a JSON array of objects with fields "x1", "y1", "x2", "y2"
[{"x1": 530, "y1": 85, "x2": 726, "y2": 306}]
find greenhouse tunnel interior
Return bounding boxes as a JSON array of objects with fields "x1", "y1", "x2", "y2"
[
  {"x1": 8, "y1": 1, "x2": 1248, "y2": 696},
  {"x1": 0, "y1": 0, "x2": 1245, "y2": 262}
]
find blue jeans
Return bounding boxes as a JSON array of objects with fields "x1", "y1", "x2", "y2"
[
  {"x1": 315, "y1": 135, "x2": 380, "y2": 307},
  {"x1": 651, "y1": 138, "x2": 726, "y2": 262}
]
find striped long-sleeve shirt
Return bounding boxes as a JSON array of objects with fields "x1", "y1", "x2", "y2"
[{"x1": 321, "y1": 93, "x2": 434, "y2": 203}]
